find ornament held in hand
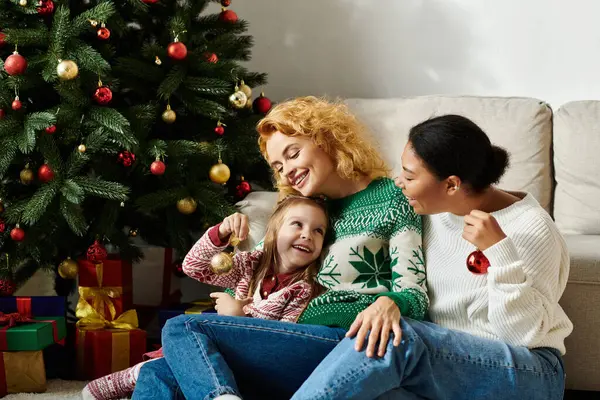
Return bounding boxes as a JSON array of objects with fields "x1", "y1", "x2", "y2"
[
  {"x1": 210, "y1": 252, "x2": 233, "y2": 275},
  {"x1": 466, "y1": 250, "x2": 490, "y2": 274}
]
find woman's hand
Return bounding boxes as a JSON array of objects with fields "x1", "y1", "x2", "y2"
[
  {"x1": 463, "y1": 210, "x2": 507, "y2": 251},
  {"x1": 218, "y1": 212, "x2": 249, "y2": 242},
  {"x1": 346, "y1": 296, "x2": 402, "y2": 358},
  {"x1": 210, "y1": 292, "x2": 252, "y2": 317}
]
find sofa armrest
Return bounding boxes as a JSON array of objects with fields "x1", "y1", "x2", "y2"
[{"x1": 235, "y1": 191, "x2": 279, "y2": 251}]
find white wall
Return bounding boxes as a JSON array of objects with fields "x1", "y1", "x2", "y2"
[{"x1": 211, "y1": 0, "x2": 600, "y2": 108}]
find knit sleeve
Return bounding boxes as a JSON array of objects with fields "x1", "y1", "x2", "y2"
[
  {"x1": 243, "y1": 281, "x2": 312, "y2": 322},
  {"x1": 375, "y1": 187, "x2": 428, "y2": 320},
  {"x1": 182, "y1": 225, "x2": 261, "y2": 291},
  {"x1": 484, "y1": 217, "x2": 570, "y2": 346}
]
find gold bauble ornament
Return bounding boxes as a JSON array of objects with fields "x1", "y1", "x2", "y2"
[
  {"x1": 162, "y1": 104, "x2": 176, "y2": 124},
  {"x1": 229, "y1": 89, "x2": 248, "y2": 109},
  {"x1": 129, "y1": 228, "x2": 138, "y2": 237},
  {"x1": 177, "y1": 197, "x2": 197, "y2": 214},
  {"x1": 210, "y1": 252, "x2": 234, "y2": 275},
  {"x1": 57, "y1": 59, "x2": 79, "y2": 81},
  {"x1": 239, "y1": 80, "x2": 252, "y2": 98},
  {"x1": 209, "y1": 159, "x2": 231, "y2": 184},
  {"x1": 20, "y1": 167, "x2": 34, "y2": 185},
  {"x1": 78, "y1": 144, "x2": 86, "y2": 153},
  {"x1": 155, "y1": 56, "x2": 162, "y2": 65},
  {"x1": 19, "y1": 0, "x2": 27, "y2": 6},
  {"x1": 58, "y1": 257, "x2": 78, "y2": 279},
  {"x1": 88, "y1": 19, "x2": 99, "y2": 27}
]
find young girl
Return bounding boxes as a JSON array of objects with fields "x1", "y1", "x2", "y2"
[{"x1": 83, "y1": 195, "x2": 328, "y2": 400}]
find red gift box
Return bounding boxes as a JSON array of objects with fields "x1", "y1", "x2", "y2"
[{"x1": 76, "y1": 328, "x2": 146, "y2": 380}]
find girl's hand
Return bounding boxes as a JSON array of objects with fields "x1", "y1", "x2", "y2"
[
  {"x1": 463, "y1": 210, "x2": 507, "y2": 251},
  {"x1": 210, "y1": 292, "x2": 252, "y2": 317},
  {"x1": 346, "y1": 296, "x2": 402, "y2": 358},
  {"x1": 218, "y1": 212, "x2": 249, "y2": 242}
]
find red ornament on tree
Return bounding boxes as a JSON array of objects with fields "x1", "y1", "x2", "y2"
[
  {"x1": 45, "y1": 125, "x2": 57, "y2": 134},
  {"x1": 150, "y1": 159, "x2": 166, "y2": 176},
  {"x1": 204, "y1": 52, "x2": 218, "y2": 64},
  {"x1": 219, "y1": 8, "x2": 238, "y2": 23},
  {"x1": 0, "y1": 109, "x2": 5, "y2": 120},
  {"x1": 168, "y1": 41, "x2": 188, "y2": 60},
  {"x1": 87, "y1": 240, "x2": 108, "y2": 262},
  {"x1": 0, "y1": 279, "x2": 16, "y2": 296},
  {"x1": 37, "y1": 0, "x2": 55, "y2": 16},
  {"x1": 235, "y1": 178, "x2": 252, "y2": 200},
  {"x1": 4, "y1": 52, "x2": 27, "y2": 76},
  {"x1": 221, "y1": 0, "x2": 232, "y2": 6},
  {"x1": 142, "y1": 0, "x2": 159, "y2": 3},
  {"x1": 118, "y1": 151, "x2": 136, "y2": 167},
  {"x1": 97, "y1": 25, "x2": 111, "y2": 40},
  {"x1": 93, "y1": 85, "x2": 113, "y2": 105},
  {"x1": 466, "y1": 250, "x2": 490, "y2": 274},
  {"x1": 253, "y1": 93, "x2": 272, "y2": 114},
  {"x1": 214, "y1": 121, "x2": 225, "y2": 135},
  {"x1": 0, "y1": 219, "x2": 5, "y2": 233},
  {"x1": 11, "y1": 97, "x2": 22, "y2": 111},
  {"x1": 10, "y1": 226, "x2": 25, "y2": 242},
  {"x1": 38, "y1": 164, "x2": 55, "y2": 183},
  {"x1": 0, "y1": 32, "x2": 6, "y2": 48}
]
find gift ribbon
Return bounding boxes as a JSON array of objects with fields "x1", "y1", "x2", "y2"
[
  {"x1": 75, "y1": 296, "x2": 138, "y2": 331},
  {"x1": 16, "y1": 298, "x2": 32, "y2": 318},
  {"x1": 0, "y1": 312, "x2": 60, "y2": 351},
  {"x1": 77, "y1": 328, "x2": 136, "y2": 379},
  {"x1": 78, "y1": 286, "x2": 124, "y2": 321}
]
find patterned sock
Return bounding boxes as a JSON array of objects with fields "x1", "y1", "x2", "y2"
[{"x1": 81, "y1": 359, "x2": 151, "y2": 400}]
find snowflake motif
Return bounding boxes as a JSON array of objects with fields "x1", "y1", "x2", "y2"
[
  {"x1": 349, "y1": 246, "x2": 392, "y2": 290},
  {"x1": 317, "y1": 255, "x2": 341, "y2": 289}
]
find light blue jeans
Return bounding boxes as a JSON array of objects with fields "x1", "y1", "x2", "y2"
[{"x1": 292, "y1": 318, "x2": 565, "y2": 400}]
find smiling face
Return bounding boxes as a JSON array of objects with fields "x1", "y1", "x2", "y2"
[
  {"x1": 275, "y1": 202, "x2": 328, "y2": 274},
  {"x1": 265, "y1": 131, "x2": 337, "y2": 197}
]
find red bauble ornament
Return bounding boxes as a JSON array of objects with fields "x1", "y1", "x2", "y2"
[
  {"x1": 253, "y1": 93, "x2": 272, "y2": 114},
  {"x1": 118, "y1": 150, "x2": 136, "y2": 167},
  {"x1": 0, "y1": 219, "x2": 5, "y2": 233},
  {"x1": 93, "y1": 86, "x2": 113, "y2": 105},
  {"x1": 87, "y1": 240, "x2": 108, "y2": 262},
  {"x1": 466, "y1": 250, "x2": 490, "y2": 274},
  {"x1": 97, "y1": 27, "x2": 111, "y2": 40},
  {"x1": 221, "y1": 0, "x2": 231, "y2": 6},
  {"x1": 0, "y1": 109, "x2": 5, "y2": 120},
  {"x1": 235, "y1": 180, "x2": 252, "y2": 200},
  {"x1": 0, "y1": 32, "x2": 6, "y2": 48},
  {"x1": 45, "y1": 125, "x2": 57, "y2": 134},
  {"x1": 0, "y1": 279, "x2": 16, "y2": 296},
  {"x1": 150, "y1": 160, "x2": 166, "y2": 176},
  {"x1": 4, "y1": 52, "x2": 27, "y2": 76},
  {"x1": 142, "y1": 0, "x2": 159, "y2": 3},
  {"x1": 204, "y1": 52, "x2": 218, "y2": 64},
  {"x1": 10, "y1": 226, "x2": 25, "y2": 242},
  {"x1": 219, "y1": 8, "x2": 238, "y2": 23},
  {"x1": 37, "y1": 0, "x2": 55, "y2": 16},
  {"x1": 167, "y1": 41, "x2": 187, "y2": 60},
  {"x1": 214, "y1": 125, "x2": 225, "y2": 135},
  {"x1": 11, "y1": 98, "x2": 22, "y2": 111},
  {"x1": 38, "y1": 164, "x2": 55, "y2": 183}
]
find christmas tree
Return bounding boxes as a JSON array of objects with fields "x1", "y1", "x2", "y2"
[{"x1": 0, "y1": 0, "x2": 272, "y2": 294}]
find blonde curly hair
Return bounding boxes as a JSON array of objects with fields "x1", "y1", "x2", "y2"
[{"x1": 257, "y1": 96, "x2": 390, "y2": 197}]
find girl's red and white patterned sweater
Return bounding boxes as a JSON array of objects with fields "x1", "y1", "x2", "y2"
[{"x1": 182, "y1": 224, "x2": 313, "y2": 323}]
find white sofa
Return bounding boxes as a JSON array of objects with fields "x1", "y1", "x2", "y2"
[{"x1": 236, "y1": 96, "x2": 600, "y2": 391}]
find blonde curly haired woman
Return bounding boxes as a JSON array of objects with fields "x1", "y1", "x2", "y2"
[{"x1": 132, "y1": 97, "x2": 426, "y2": 400}]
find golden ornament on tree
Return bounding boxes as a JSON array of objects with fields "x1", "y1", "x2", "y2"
[
  {"x1": 177, "y1": 197, "x2": 197, "y2": 214},
  {"x1": 56, "y1": 59, "x2": 79, "y2": 81},
  {"x1": 229, "y1": 88, "x2": 248, "y2": 109},
  {"x1": 239, "y1": 80, "x2": 252, "y2": 98},
  {"x1": 78, "y1": 144, "x2": 86, "y2": 153},
  {"x1": 129, "y1": 228, "x2": 138, "y2": 237},
  {"x1": 209, "y1": 159, "x2": 231, "y2": 184},
  {"x1": 58, "y1": 257, "x2": 78, "y2": 279},
  {"x1": 162, "y1": 104, "x2": 176, "y2": 124},
  {"x1": 19, "y1": 0, "x2": 27, "y2": 6},
  {"x1": 20, "y1": 166, "x2": 34, "y2": 185}
]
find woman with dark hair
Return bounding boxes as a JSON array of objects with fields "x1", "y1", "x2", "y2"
[{"x1": 292, "y1": 114, "x2": 572, "y2": 400}]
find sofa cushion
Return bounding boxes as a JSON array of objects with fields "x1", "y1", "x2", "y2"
[
  {"x1": 345, "y1": 96, "x2": 554, "y2": 211},
  {"x1": 553, "y1": 101, "x2": 600, "y2": 235},
  {"x1": 564, "y1": 235, "x2": 600, "y2": 283},
  {"x1": 235, "y1": 191, "x2": 278, "y2": 251}
]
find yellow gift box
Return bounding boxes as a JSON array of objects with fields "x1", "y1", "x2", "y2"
[{"x1": 0, "y1": 350, "x2": 46, "y2": 396}]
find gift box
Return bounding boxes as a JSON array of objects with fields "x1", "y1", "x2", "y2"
[
  {"x1": 0, "y1": 316, "x2": 66, "y2": 351},
  {"x1": 0, "y1": 350, "x2": 46, "y2": 397},
  {"x1": 133, "y1": 247, "x2": 181, "y2": 307},
  {"x1": 76, "y1": 328, "x2": 146, "y2": 380},
  {"x1": 0, "y1": 296, "x2": 66, "y2": 318},
  {"x1": 158, "y1": 299, "x2": 215, "y2": 328},
  {"x1": 78, "y1": 258, "x2": 133, "y2": 321}
]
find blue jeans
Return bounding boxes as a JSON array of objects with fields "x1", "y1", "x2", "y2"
[
  {"x1": 133, "y1": 313, "x2": 347, "y2": 400},
  {"x1": 292, "y1": 318, "x2": 566, "y2": 400}
]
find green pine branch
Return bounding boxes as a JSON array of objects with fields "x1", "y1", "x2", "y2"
[
  {"x1": 167, "y1": 140, "x2": 214, "y2": 157},
  {"x1": 3, "y1": 198, "x2": 29, "y2": 224},
  {"x1": 54, "y1": 80, "x2": 90, "y2": 106},
  {"x1": 71, "y1": 41, "x2": 112, "y2": 76},
  {"x1": 47, "y1": 6, "x2": 72, "y2": 68},
  {"x1": 72, "y1": 177, "x2": 129, "y2": 202},
  {"x1": 136, "y1": 188, "x2": 189, "y2": 212},
  {"x1": 184, "y1": 77, "x2": 231, "y2": 96},
  {"x1": 158, "y1": 64, "x2": 187, "y2": 100},
  {"x1": 174, "y1": 90, "x2": 228, "y2": 119},
  {"x1": 61, "y1": 179, "x2": 85, "y2": 204},
  {"x1": 3, "y1": 27, "x2": 48, "y2": 46},
  {"x1": 60, "y1": 197, "x2": 87, "y2": 236},
  {"x1": 22, "y1": 180, "x2": 61, "y2": 226},
  {"x1": 0, "y1": 139, "x2": 17, "y2": 178},
  {"x1": 71, "y1": 1, "x2": 117, "y2": 36},
  {"x1": 37, "y1": 133, "x2": 63, "y2": 174}
]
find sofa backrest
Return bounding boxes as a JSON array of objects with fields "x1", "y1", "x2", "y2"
[
  {"x1": 553, "y1": 101, "x2": 600, "y2": 234},
  {"x1": 345, "y1": 96, "x2": 554, "y2": 211}
]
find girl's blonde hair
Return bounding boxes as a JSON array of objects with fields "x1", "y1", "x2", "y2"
[
  {"x1": 247, "y1": 195, "x2": 327, "y2": 300},
  {"x1": 257, "y1": 96, "x2": 390, "y2": 197}
]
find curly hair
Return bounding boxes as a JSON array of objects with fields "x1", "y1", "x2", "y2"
[{"x1": 257, "y1": 96, "x2": 390, "y2": 197}]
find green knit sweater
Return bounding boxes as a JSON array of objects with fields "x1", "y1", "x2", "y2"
[{"x1": 297, "y1": 178, "x2": 428, "y2": 329}]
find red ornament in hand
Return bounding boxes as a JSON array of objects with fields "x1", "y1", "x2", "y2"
[
  {"x1": 10, "y1": 226, "x2": 25, "y2": 242},
  {"x1": 466, "y1": 250, "x2": 490, "y2": 274},
  {"x1": 168, "y1": 42, "x2": 187, "y2": 60},
  {"x1": 219, "y1": 8, "x2": 238, "y2": 23},
  {"x1": 0, "y1": 32, "x2": 6, "y2": 47},
  {"x1": 150, "y1": 160, "x2": 166, "y2": 175},
  {"x1": 4, "y1": 52, "x2": 27, "y2": 76},
  {"x1": 235, "y1": 180, "x2": 252, "y2": 200},
  {"x1": 0, "y1": 279, "x2": 16, "y2": 296},
  {"x1": 118, "y1": 150, "x2": 136, "y2": 167},
  {"x1": 45, "y1": 125, "x2": 56, "y2": 134},
  {"x1": 11, "y1": 97, "x2": 22, "y2": 111},
  {"x1": 38, "y1": 164, "x2": 55, "y2": 183},
  {"x1": 93, "y1": 86, "x2": 113, "y2": 105},
  {"x1": 97, "y1": 27, "x2": 111, "y2": 40},
  {"x1": 87, "y1": 240, "x2": 108, "y2": 262},
  {"x1": 253, "y1": 93, "x2": 272, "y2": 114},
  {"x1": 37, "y1": 0, "x2": 54, "y2": 16}
]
